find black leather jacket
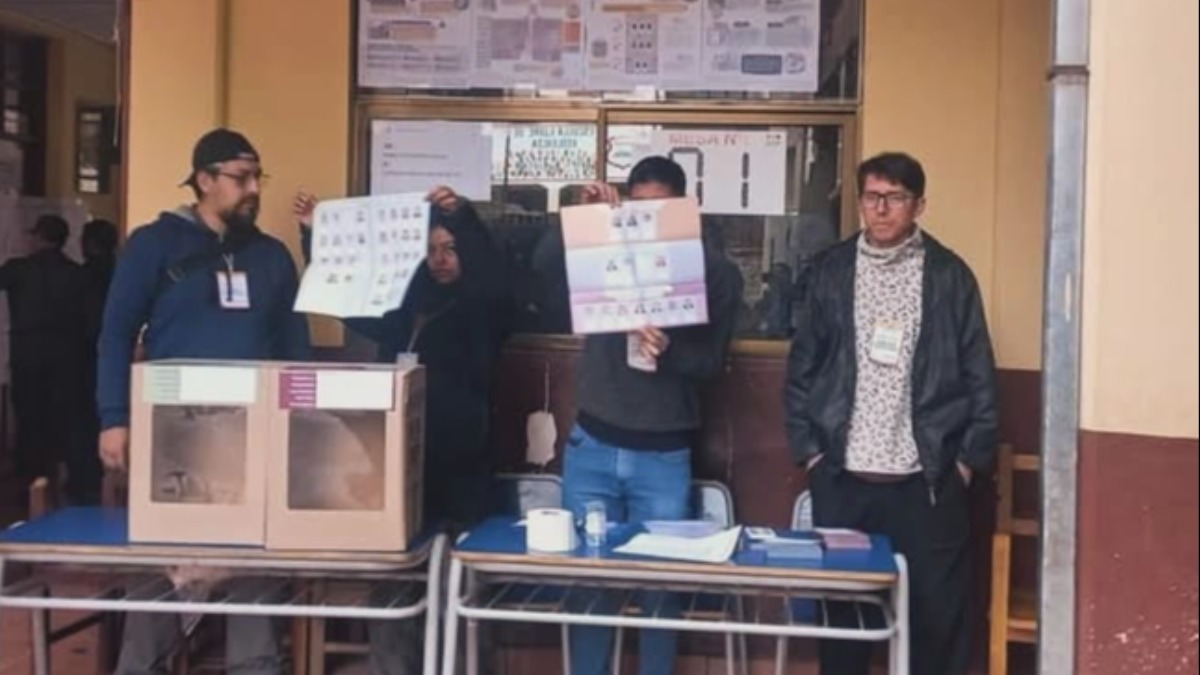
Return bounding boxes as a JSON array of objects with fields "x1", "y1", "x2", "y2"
[{"x1": 784, "y1": 232, "x2": 999, "y2": 489}]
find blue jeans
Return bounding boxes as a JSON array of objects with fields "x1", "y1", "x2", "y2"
[{"x1": 562, "y1": 424, "x2": 692, "y2": 675}]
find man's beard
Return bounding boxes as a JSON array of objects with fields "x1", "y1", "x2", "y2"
[{"x1": 221, "y1": 199, "x2": 260, "y2": 247}]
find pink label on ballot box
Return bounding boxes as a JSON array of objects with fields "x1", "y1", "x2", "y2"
[{"x1": 280, "y1": 371, "x2": 319, "y2": 409}]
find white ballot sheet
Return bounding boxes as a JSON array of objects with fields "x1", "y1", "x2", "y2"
[
  {"x1": 615, "y1": 526, "x2": 743, "y2": 564},
  {"x1": 296, "y1": 194, "x2": 430, "y2": 318}
]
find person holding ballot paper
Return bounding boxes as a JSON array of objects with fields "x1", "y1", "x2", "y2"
[
  {"x1": 294, "y1": 186, "x2": 511, "y2": 527},
  {"x1": 295, "y1": 186, "x2": 509, "y2": 675},
  {"x1": 544, "y1": 156, "x2": 742, "y2": 675}
]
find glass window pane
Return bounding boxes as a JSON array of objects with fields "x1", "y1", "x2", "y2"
[{"x1": 367, "y1": 118, "x2": 849, "y2": 340}]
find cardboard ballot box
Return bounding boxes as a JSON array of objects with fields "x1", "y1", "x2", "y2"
[
  {"x1": 264, "y1": 362, "x2": 426, "y2": 552},
  {"x1": 129, "y1": 360, "x2": 271, "y2": 546}
]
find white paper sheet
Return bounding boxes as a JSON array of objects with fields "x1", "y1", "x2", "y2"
[
  {"x1": 295, "y1": 194, "x2": 430, "y2": 318},
  {"x1": 471, "y1": 0, "x2": 586, "y2": 89},
  {"x1": 357, "y1": 0, "x2": 475, "y2": 88},
  {"x1": 649, "y1": 129, "x2": 788, "y2": 215},
  {"x1": 371, "y1": 120, "x2": 492, "y2": 201},
  {"x1": 615, "y1": 526, "x2": 743, "y2": 563},
  {"x1": 700, "y1": 0, "x2": 821, "y2": 92},
  {"x1": 585, "y1": 0, "x2": 704, "y2": 90},
  {"x1": 643, "y1": 520, "x2": 724, "y2": 538}
]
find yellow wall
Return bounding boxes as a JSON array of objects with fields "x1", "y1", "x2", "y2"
[
  {"x1": 125, "y1": 0, "x2": 224, "y2": 229},
  {"x1": 861, "y1": 0, "x2": 1050, "y2": 371},
  {"x1": 1080, "y1": 0, "x2": 1200, "y2": 439},
  {"x1": 0, "y1": 10, "x2": 119, "y2": 222}
]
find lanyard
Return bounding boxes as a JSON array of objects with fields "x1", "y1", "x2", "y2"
[{"x1": 222, "y1": 254, "x2": 235, "y2": 302}]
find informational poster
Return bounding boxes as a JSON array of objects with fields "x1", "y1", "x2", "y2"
[
  {"x1": 357, "y1": 0, "x2": 474, "y2": 88},
  {"x1": 371, "y1": 120, "x2": 492, "y2": 200},
  {"x1": 585, "y1": 0, "x2": 704, "y2": 90},
  {"x1": 491, "y1": 123, "x2": 597, "y2": 183},
  {"x1": 648, "y1": 129, "x2": 788, "y2": 215},
  {"x1": 701, "y1": 0, "x2": 821, "y2": 92},
  {"x1": 561, "y1": 197, "x2": 708, "y2": 334},
  {"x1": 295, "y1": 194, "x2": 431, "y2": 318},
  {"x1": 471, "y1": 0, "x2": 586, "y2": 89}
]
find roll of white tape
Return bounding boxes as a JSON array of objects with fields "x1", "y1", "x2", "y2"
[{"x1": 526, "y1": 508, "x2": 577, "y2": 553}]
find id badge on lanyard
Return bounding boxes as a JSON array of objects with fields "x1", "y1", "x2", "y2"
[
  {"x1": 216, "y1": 254, "x2": 251, "y2": 310},
  {"x1": 868, "y1": 320, "x2": 905, "y2": 366}
]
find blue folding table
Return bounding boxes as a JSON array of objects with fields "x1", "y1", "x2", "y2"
[
  {"x1": 0, "y1": 507, "x2": 447, "y2": 675},
  {"x1": 443, "y1": 516, "x2": 910, "y2": 675}
]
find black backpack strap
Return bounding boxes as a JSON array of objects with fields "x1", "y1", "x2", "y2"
[{"x1": 148, "y1": 225, "x2": 263, "y2": 310}]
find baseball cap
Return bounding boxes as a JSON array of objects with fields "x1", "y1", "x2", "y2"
[{"x1": 180, "y1": 128, "x2": 261, "y2": 186}]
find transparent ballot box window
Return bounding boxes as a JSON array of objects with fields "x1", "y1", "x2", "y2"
[
  {"x1": 151, "y1": 406, "x2": 249, "y2": 505},
  {"x1": 286, "y1": 409, "x2": 388, "y2": 512}
]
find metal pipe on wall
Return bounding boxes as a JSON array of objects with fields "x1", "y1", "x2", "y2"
[{"x1": 1040, "y1": 0, "x2": 1090, "y2": 672}]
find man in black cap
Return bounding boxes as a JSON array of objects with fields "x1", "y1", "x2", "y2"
[
  {"x1": 0, "y1": 214, "x2": 86, "y2": 506},
  {"x1": 97, "y1": 128, "x2": 310, "y2": 675}
]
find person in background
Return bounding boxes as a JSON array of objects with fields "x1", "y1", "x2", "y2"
[
  {"x1": 785, "y1": 152, "x2": 998, "y2": 675},
  {"x1": 66, "y1": 218, "x2": 120, "y2": 505},
  {"x1": 98, "y1": 128, "x2": 310, "y2": 675},
  {"x1": 294, "y1": 185, "x2": 511, "y2": 675},
  {"x1": 0, "y1": 214, "x2": 85, "y2": 508},
  {"x1": 535, "y1": 156, "x2": 743, "y2": 675}
]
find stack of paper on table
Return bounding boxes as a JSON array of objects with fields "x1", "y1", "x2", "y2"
[
  {"x1": 817, "y1": 528, "x2": 873, "y2": 551},
  {"x1": 642, "y1": 520, "x2": 724, "y2": 538},
  {"x1": 745, "y1": 527, "x2": 824, "y2": 561},
  {"x1": 615, "y1": 525, "x2": 743, "y2": 564},
  {"x1": 561, "y1": 198, "x2": 708, "y2": 334}
]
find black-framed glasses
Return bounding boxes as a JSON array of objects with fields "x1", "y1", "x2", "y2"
[
  {"x1": 214, "y1": 170, "x2": 268, "y2": 188},
  {"x1": 860, "y1": 191, "x2": 914, "y2": 209}
]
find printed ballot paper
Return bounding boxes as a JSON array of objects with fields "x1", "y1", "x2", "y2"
[
  {"x1": 561, "y1": 197, "x2": 708, "y2": 334},
  {"x1": 296, "y1": 194, "x2": 430, "y2": 318}
]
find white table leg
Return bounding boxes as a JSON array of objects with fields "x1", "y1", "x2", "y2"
[
  {"x1": 440, "y1": 558, "x2": 464, "y2": 675},
  {"x1": 423, "y1": 535, "x2": 446, "y2": 675},
  {"x1": 31, "y1": 586, "x2": 49, "y2": 675},
  {"x1": 890, "y1": 555, "x2": 911, "y2": 675}
]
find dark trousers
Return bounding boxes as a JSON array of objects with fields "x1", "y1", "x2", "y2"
[
  {"x1": 10, "y1": 349, "x2": 98, "y2": 505},
  {"x1": 10, "y1": 356, "x2": 74, "y2": 491},
  {"x1": 809, "y1": 465, "x2": 972, "y2": 675}
]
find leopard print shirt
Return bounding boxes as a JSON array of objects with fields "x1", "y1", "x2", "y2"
[{"x1": 844, "y1": 229, "x2": 926, "y2": 475}]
